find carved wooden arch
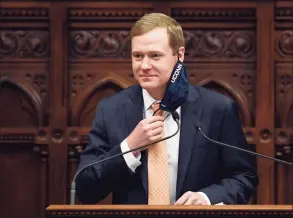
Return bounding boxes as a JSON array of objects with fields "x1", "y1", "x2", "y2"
[
  {"x1": 197, "y1": 78, "x2": 251, "y2": 126},
  {"x1": 71, "y1": 73, "x2": 133, "y2": 125},
  {"x1": 0, "y1": 77, "x2": 42, "y2": 126}
]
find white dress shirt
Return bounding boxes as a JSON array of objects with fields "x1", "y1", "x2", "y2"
[{"x1": 120, "y1": 89, "x2": 211, "y2": 205}]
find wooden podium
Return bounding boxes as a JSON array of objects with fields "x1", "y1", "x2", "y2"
[{"x1": 46, "y1": 205, "x2": 293, "y2": 218}]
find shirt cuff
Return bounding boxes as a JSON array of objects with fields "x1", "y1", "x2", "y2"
[
  {"x1": 197, "y1": 192, "x2": 211, "y2": 205},
  {"x1": 120, "y1": 139, "x2": 142, "y2": 173}
]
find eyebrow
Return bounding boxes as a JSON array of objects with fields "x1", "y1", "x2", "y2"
[{"x1": 131, "y1": 50, "x2": 164, "y2": 54}]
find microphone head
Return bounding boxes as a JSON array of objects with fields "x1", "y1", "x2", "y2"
[
  {"x1": 195, "y1": 121, "x2": 201, "y2": 131},
  {"x1": 171, "y1": 110, "x2": 180, "y2": 122}
]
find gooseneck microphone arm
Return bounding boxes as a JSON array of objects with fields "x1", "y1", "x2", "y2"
[
  {"x1": 70, "y1": 111, "x2": 180, "y2": 205},
  {"x1": 196, "y1": 124, "x2": 292, "y2": 166}
]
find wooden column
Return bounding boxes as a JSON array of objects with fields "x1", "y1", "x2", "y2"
[
  {"x1": 48, "y1": 2, "x2": 69, "y2": 204},
  {"x1": 255, "y1": 1, "x2": 275, "y2": 204}
]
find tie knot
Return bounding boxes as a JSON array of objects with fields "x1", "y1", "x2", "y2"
[{"x1": 151, "y1": 103, "x2": 163, "y2": 116}]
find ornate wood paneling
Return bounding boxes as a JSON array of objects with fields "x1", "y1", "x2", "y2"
[
  {"x1": 0, "y1": 4, "x2": 50, "y2": 218},
  {"x1": 275, "y1": 0, "x2": 293, "y2": 205},
  {"x1": 0, "y1": 31, "x2": 49, "y2": 59},
  {"x1": 0, "y1": 1, "x2": 292, "y2": 218},
  {"x1": 69, "y1": 31, "x2": 131, "y2": 59},
  {"x1": 69, "y1": 64, "x2": 134, "y2": 126}
]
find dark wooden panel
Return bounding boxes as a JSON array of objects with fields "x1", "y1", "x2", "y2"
[
  {"x1": 0, "y1": 81, "x2": 39, "y2": 126},
  {"x1": 0, "y1": 143, "x2": 48, "y2": 218}
]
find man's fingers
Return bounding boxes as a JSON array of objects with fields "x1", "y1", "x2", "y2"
[
  {"x1": 147, "y1": 121, "x2": 164, "y2": 131},
  {"x1": 175, "y1": 192, "x2": 208, "y2": 205},
  {"x1": 184, "y1": 197, "x2": 204, "y2": 205},
  {"x1": 174, "y1": 196, "x2": 187, "y2": 205},
  {"x1": 184, "y1": 197, "x2": 196, "y2": 205},
  {"x1": 147, "y1": 116, "x2": 164, "y2": 123},
  {"x1": 149, "y1": 133, "x2": 164, "y2": 142},
  {"x1": 150, "y1": 127, "x2": 163, "y2": 137},
  {"x1": 174, "y1": 191, "x2": 192, "y2": 205}
]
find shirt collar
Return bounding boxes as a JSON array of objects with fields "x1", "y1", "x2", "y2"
[{"x1": 142, "y1": 89, "x2": 160, "y2": 112}]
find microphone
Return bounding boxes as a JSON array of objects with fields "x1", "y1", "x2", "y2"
[
  {"x1": 70, "y1": 111, "x2": 180, "y2": 205},
  {"x1": 195, "y1": 122, "x2": 292, "y2": 166},
  {"x1": 172, "y1": 110, "x2": 180, "y2": 122}
]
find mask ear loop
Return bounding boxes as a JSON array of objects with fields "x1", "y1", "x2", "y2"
[
  {"x1": 163, "y1": 114, "x2": 170, "y2": 121},
  {"x1": 177, "y1": 50, "x2": 185, "y2": 66},
  {"x1": 152, "y1": 108, "x2": 160, "y2": 116},
  {"x1": 152, "y1": 108, "x2": 170, "y2": 121}
]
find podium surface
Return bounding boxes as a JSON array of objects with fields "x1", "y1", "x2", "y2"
[{"x1": 47, "y1": 205, "x2": 293, "y2": 218}]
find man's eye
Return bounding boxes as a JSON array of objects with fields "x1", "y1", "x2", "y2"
[
  {"x1": 134, "y1": 54, "x2": 143, "y2": 59},
  {"x1": 151, "y1": 54, "x2": 161, "y2": 59}
]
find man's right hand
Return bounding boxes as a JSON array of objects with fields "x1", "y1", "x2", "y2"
[{"x1": 126, "y1": 116, "x2": 164, "y2": 157}]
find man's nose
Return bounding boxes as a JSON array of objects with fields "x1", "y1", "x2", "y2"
[{"x1": 141, "y1": 56, "x2": 152, "y2": 70}]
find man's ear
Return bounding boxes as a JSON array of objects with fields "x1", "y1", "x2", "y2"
[{"x1": 177, "y1": 46, "x2": 185, "y2": 62}]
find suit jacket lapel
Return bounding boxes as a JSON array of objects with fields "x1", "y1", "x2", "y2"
[
  {"x1": 176, "y1": 85, "x2": 201, "y2": 199},
  {"x1": 124, "y1": 85, "x2": 148, "y2": 194},
  {"x1": 125, "y1": 85, "x2": 143, "y2": 135}
]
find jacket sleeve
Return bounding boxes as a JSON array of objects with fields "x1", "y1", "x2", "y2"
[
  {"x1": 199, "y1": 101, "x2": 259, "y2": 204},
  {"x1": 75, "y1": 101, "x2": 135, "y2": 204}
]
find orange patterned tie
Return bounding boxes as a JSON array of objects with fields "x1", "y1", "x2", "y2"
[{"x1": 147, "y1": 103, "x2": 170, "y2": 205}]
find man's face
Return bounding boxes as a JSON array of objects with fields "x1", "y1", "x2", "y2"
[{"x1": 131, "y1": 27, "x2": 184, "y2": 98}]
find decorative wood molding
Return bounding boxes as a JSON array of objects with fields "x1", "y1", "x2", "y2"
[
  {"x1": 33, "y1": 145, "x2": 49, "y2": 160},
  {"x1": 276, "y1": 7, "x2": 293, "y2": 21},
  {"x1": 0, "y1": 134, "x2": 35, "y2": 142},
  {"x1": 197, "y1": 77, "x2": 251, "y2": 126},
  {"x1": 278, "y1": 72, "x2": 292, "y2": 96},
  {"x1": 25, "y1": 73, "x2": 48, "y2": 97},
  {"x1": 51, "y1": 129, "x2": 65, "y2": 143},
  {"x1": 0, "y1": 127, "x2": 49, "y2": 144},
  {"x1": 69, "y1": 30, "x2": 130, "y2": 59},
  {"x1": 243, "y1": 127, "x2": 256, "y2": 144},
  {"x1": 46, "y1": 205, "x2": 293, "y2": 218},
  {"x1": 185, "y1": 64, "x2": 255, "y2": 124},
  {"x1": 259, "y1": 128, "x2": 273, "y2": 143},
  {"x1": 275, "y1": 63, "x2": 292, "y2": 128},
  {"x1": 0, "y1": 31, "x2": 49, "y2": 59},
  {"x1": 69, "y1": 30, "x2": 256, "y2": 61},
  {"x1": 276, "y1": 31, "x2": 293, "y2": 60},
  {"x1": 275, "y1": 144, "x2": 292, "y2": 163},
  {"x1": 0, "y1": 8, "x2": 49, "y2": 21},
  {"x1": 35, "y1": 128, "x2": 49, "y2": 144},
  {"x1": 68, "y1": 144, "x2": 83, "y2": 158},
  {"x1": 68, "y1": 8, "x2": 152, "y2": 22},
  {"x1": 71, "y1": 73, "x2": 131, "y2": 125},
  {"x1": 184, "y1": 30, "x2": 255, "y2": 61},
  {"x1": 276, "y1": 128, "x2": 293, "y2": 145},
  {"x1": 171, "y1": 8, "x2": 256, "y2": 21}
]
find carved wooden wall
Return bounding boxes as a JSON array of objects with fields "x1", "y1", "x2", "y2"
[{"x1": 0, "y1": 1, "x2": 292, "y2": 218}]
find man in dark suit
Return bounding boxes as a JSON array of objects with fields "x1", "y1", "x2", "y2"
[{"x1": 76, "y1": 13, "x2": 258, "y2": 205}]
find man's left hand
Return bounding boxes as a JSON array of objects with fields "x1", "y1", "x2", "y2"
[{"x1": 175, "y1": 191, "x2": 209, "y2": 205}]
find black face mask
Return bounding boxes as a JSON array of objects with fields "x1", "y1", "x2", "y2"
[{"x1": 160, "y1": 59, "x2": 189, "y2": 113}]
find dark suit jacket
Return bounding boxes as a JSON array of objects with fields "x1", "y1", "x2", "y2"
[{"x1": 76, "y1": 84, "x2": 258, "y2": 205}]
